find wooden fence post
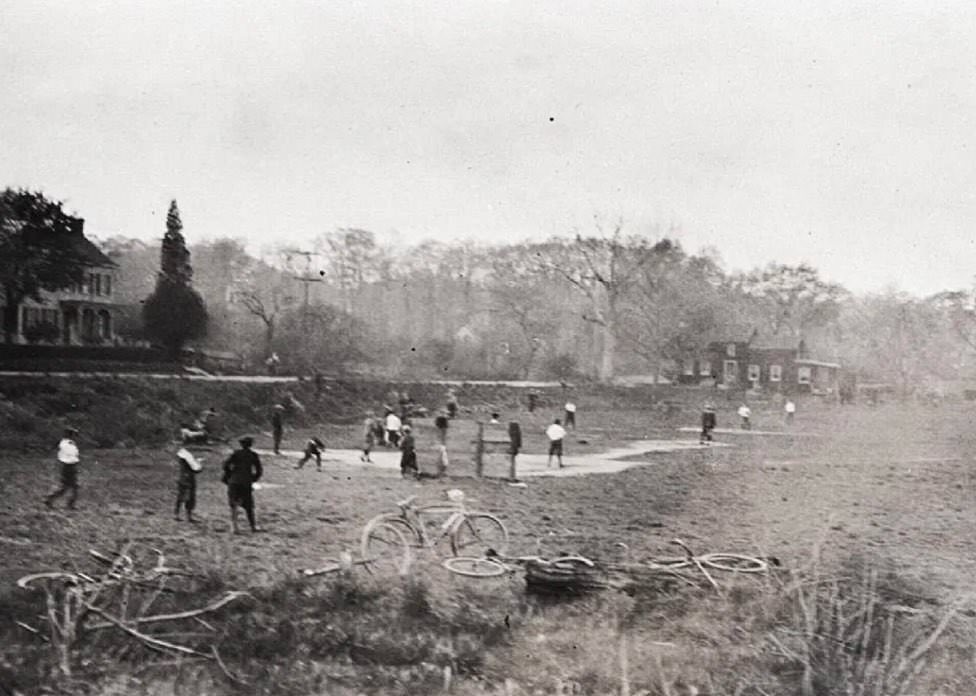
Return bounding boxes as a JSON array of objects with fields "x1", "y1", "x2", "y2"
[{"x1": 474, "y1": 422, "x2": 485, "y2": 478}]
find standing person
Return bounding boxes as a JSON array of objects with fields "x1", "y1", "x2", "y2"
[
  {"x1": 784, "y1": 399, "x2": 796, "y2": 424},
  {"x1": 434, "y1": 410, "x2": 449, "y2": 446},
  {"x1": 384, "y1": 409, "x2": 402, "y2": 447},
  {"x1": 295, "y1": 437, "x2": 326, "y2": 471},
  {"x1": 527, "y1": 390, "x2": 538, "y2": 413},
  {"x1": 271, "y1": 404, "x2": 285, "y2": 454},
  {"x1": 222, "y1": 436, "x2": 263, "y2": 534},
  {"x1": 197, "y1": 407, "x2": 219, "y2": 440},
  {"x1": 399, "y1": 425, "x2": 418, "y2": 478},
  {"x1": 508, "y1": 421, "x2": 522, "y2": 481},
  {"x1": 398, "y1": 390, "x2": 411, "y2": 420},
  {"x1": 738, "y1": 403, "x2": 752, "y2": 430},
  {"x1": 446, "y1": 389, "x2": 459, "y2": 419},
  {"x1": 44, "y1": 427, "x2": 81, "y2": 510},
  {"x1": 546, "y1": 418, "x2": 567, "y2": 469},
  {"x1": 361, "y1": 411, "x2": 377, "y2": 462},
  {"x1": 563, "y1": 401, "x2": 577, "y2": 430},
  {"x1": 313, "y1": 371, "x2": 324, "y2": 400},
  {"x1": 700, "y1": 402, "x2": 717, "y2": 444},
  {"x1": 174, "y1": 447, "x2": 203, "y2": 522}
]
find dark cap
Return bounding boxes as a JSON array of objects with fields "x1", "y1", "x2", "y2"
[{"x1": 238, "y1": 436, "x2": 254, "y2": 447}]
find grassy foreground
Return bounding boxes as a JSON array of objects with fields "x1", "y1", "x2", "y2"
[{"x1": 2, "y1": 382, "x2": 976, "y2": 693}]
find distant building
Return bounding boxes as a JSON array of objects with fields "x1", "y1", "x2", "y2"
[
  {"x1": 703, "y1": 330, "x2": 840, "y2": 394},
  {"x1": 1, "y1": 217, "x2": 120, "y2": 345}
]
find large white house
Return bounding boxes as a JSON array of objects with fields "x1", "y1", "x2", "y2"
[{"x1": 1, "y1": 217, "x2": 120, "y2": 345}]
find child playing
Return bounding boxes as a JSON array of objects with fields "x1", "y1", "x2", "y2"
[
  {"x1": 174, "y1": 447, "x2": 203, "y2": 522},
  {"x1": 546, "y1": 418, "x2": 567, "y2": 468},
  {"x1": 45, "y1": 427, "x2": 81, "y2": 510},
  {"x1": 295, "y1": 437, "x2": 326, "y2": 471},
  {"x1": 361, "y1": 411, "x2": 376, "y2": 462},
  {"x1": 738, "y1": 403, "x2": 752, "y2": 430},
  {"x1": 399, "y1": 425, "x2": 418, "y2": 478},
  {"x1": 700, "y1": 403, "x2": 717, "y2": 444}
]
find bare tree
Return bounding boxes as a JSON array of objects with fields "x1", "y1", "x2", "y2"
[{"x1": 538, "y1": 219, "x2": 671, "y2": 381}]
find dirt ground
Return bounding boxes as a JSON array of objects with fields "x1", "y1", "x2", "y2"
[{"x1": 3, "y1": 398, "x2": 976, "y2": 692}]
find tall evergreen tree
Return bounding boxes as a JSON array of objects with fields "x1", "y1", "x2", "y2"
[
  {"x1": 160, "y1": 200, "x2": 192, "y2": 284},
  {"x1": 142, "y1": 200, "x2": 208, "y2": 357}
]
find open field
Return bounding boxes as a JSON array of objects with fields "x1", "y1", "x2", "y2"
[{"x1": 3, "y1": 396, "x2": 976, "y2": 694}]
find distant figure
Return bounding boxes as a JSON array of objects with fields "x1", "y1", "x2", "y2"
[
  {"x1": 398, "y1": 390, "x2": 411, "y2": 420},
  {"x1": 295, "y1": 437, "x2": 326, "y2": 471},
  {"x1": 564, "y1": 401, "x2": 577, "y2": 430},
  {"x1": 197, "y1": 407, "x2": 219, "y2": 438},
  {"x1": 527, "y1": 391, "x2": 538, "y2": 413},
  {"x1": 546, "y1": 418, "x2": 567, "y2": 469},
  {"x1": 385, "y1": 410, "x2": 402, "y2": 447},
  {"x1": 435, "y1": 445, "x2": 449, "y2": 478},
  {"x1": 174, "y1": 447, "x2": 203, "y2": 522},
  {"x1": 738, "y1": 404, "x2": 752, "y2": 430},
  {"x1": 489, "y1": 412, "x2": 501, "y2": 425},
  {"x1": 434, "y1": 410, "x2": 449, "y2": 446},
  {"x1": 265, "y1": 352, "x2": 280, "y2": 376},
  {"x1": 222, "y1": 436, "x2": 263, "y2": 534},
  {"x1": 700, "y1": 403, "x2": 717, "y2": 444},
  {"x1": 399, "y1": 425, "x2": 418, "y2": 478},
  {"x1": 362, "y1": 411, "x2": 377, "y2": 462},
  {"x1": 180, "y1": 422, "x2": 208, "y2": 445},
  {"x1": 784, "y1": 400, "x2": 796, "y2": 425},
  {"x1": 313, "y1": 371, "x2": 325, "y2": 399},
  {"x1": 44, "y1": 427, "x2": 81, "y2": 510},
  {"x1": 508, "y1": 421, "x2": 523, "y2": 480},
  {"x1": 271, "y1": 404, "x2": 285, "y2": 454},
  {"x1": 446, "y1": 389, "x2": 459, "y2": 419}
]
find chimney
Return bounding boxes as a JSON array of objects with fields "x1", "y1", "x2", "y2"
[{"x1": 69, "y1": 217, "x2": 84, "y2": 236}]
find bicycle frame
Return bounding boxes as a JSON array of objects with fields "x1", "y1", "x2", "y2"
[{"x1": 398, "y1": 502, "x2": 467, "y2": 549}]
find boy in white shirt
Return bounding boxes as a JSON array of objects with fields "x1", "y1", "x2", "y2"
[
  {"x1": 174, "y1": 447, "x2": 203, "y2": 522},
  {"x1": 546, "y1": 418, "x2": 567, "y2": 468},
  {"x1": 45, "y1": 427, "x2": 81, "y2": 510},
  {"x1": 738, "y1": 404, "x2": 752, "y2": 430},
  {"x1": 384, "y1": 410, "x2": 402, "y2": 447},
  {"x1": 563, "y1": 402, "x2": 577, "y2": 430}
]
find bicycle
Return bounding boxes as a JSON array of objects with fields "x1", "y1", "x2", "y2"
[{"x1": 360, "y1": 492, "x2": 508, "y2": 571}]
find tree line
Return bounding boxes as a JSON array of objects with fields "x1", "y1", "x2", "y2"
[
  {"x1": 99, "y1": 218, "x2": 976, "y2": 392},
  {"x1": 4, "y1": 188, "x2": 975, "y2": 390}
]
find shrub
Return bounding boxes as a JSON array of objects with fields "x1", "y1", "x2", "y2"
[{"x1": 23, "y1": 321, "x2": 60, "y2": 344}]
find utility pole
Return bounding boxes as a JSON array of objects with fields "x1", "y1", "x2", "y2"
[{"x1": 283, "y1": 249, "x2": 323, "y2": 331}]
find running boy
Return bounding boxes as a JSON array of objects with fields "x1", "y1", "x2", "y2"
[{"x1": 295, "y1": 437, "x2": 326, "y2": 471}]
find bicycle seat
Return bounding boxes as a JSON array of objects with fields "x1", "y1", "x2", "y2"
[{"x1": 396, "y1": 495, "x2": 418, "y2": 509}]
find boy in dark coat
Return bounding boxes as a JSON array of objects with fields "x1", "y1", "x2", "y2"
[
  {"x1": 399, "y1": 425, "x2": 418, "y2": 479},
  {"x1": 271, "y1": 405, "x2": 285, "y2": 454},
  {"x1": 222, "y1": 436, "x2": 263, "y2": 533},
  {"x1": 700, "y1": 403, "x2": 717, "y2": 444}
]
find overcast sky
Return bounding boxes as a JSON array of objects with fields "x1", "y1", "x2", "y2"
[{"x1": 3, "y1": 1, "x2": 975, "y2": 295}]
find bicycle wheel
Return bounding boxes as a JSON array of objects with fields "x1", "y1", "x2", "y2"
[
  {"x1": 442, "y1": 556, "x2": 506, "y2": 578},
  {"x1": 361, "y1": 521, "x2": 411, "y2": 575},
  {"x1": 361, "y1": 514, "x2": 423, "y2": 549},
  {"x1": 17, "y1": 572, "x2": 84, "y2": 590},
  {"x1": 450, "y1": 513, "x2": 508, "y2": 557},
  {"x1": 700, "y1": 554, "x2": 768, "y2": 573}
]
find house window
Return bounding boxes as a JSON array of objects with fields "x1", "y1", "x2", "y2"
[
  {"x1": 103, "y1": 275, "x2": 112, "y2": 296},
  {"x1": 748, "y1": 364, "x2": 761, "y2": 382},
  {"x1": 726, "y1": 343, "x2": 736, "y2": 358},
  {"x1": 699, "y1": 360, "x2": 712, "y2": 376},
  {"x1": 93, "y1": 274, "x2": 102, "y2": 296},
  {"x1": 798, "y1": 366, "x2": 812, "y2": 384},
  {"x1": 770, "y1": 364, "x2": 782, "y2": 382}
]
